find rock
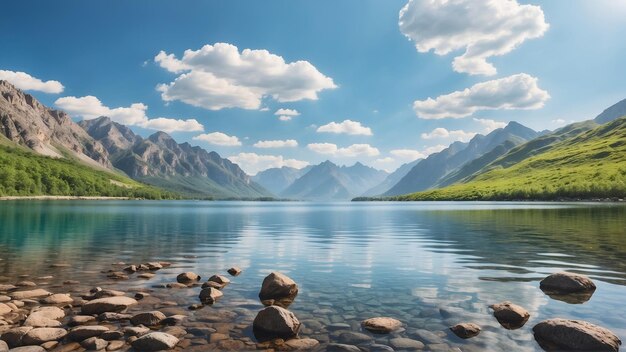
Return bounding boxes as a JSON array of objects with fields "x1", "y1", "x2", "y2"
[
  {"x1": 361, "y1": 317, "x2": 402, "y2": 333},
  {"x1": 83, "y1": 288, "x2": 125, "y2": 300},
  {"x1": 338, "y1": 332, "x2": 373, "y2": 345},
  {"x1": 253, "y1": 306, "x2": 300, "y2": 339},
  {"x1": 100, "y1": 331, "x2": 124, "y2": 340},
  {"x1": 81, "y1": 296, "x2": 137, "y2": 315},
  {"x1": 161, "y1": 327, "x2": 186, "y2": 338},
  {"x1": 0, "y1": 295, "x2": 10, "y2": 302},
  {"x1": 540, "y1": 272, "x2": 596, "y2": 293},
  {"x1": 0, "y1": 285, "x2": 16, "y2": 292},
  {"x1": 98, "y1": 312, "x2": 132, "y2": 321},
  {"x1": 208, "y1": 275, "x2": 230, "y2": 285},
  {"x1": 258, "y1": 272, "x2": 298, "y2": 301},
  {"x1": 326, "y1": 344, "x2": 362, "y2": 352},
  {"x1": 131, "y1": 332, "x2": 179, "y2": 351},
  {"x1": 124, "y1": 326, "x2": 150, "y2": 337},
  {"x1": 134, "y1": 292, "x2": 150, "y2": 300},
  {"x1": 199, "y1": 288, "x2": 223, "y2": 304},
  {"x1": 67, "y1": 325, "x2": 110, "y2": 341},
  {"x1": 81, "y1": 337, "x2": 108, "y2": 350},
  {"x1": 389, "y1": 337, "x2": 425, "y2": 350},
  {"x1": 106, "y1": 340, "x2": 125, "y2": 351},
  {"x1": 6, "y1": 347, "x2": 45, "y2": 352},
  {"x1": 368, "y1": 344, "x2": 395, "y2": 351},
  {"x1": 23, "y1": 307, "x2": 65, "y2": 328},
  {"x1": 106, "y1": 272, "x2": 129, "y2": 280},
  {"x1": 227, "y1": 267, "x2": 242, "y2": 276},
  {"x1": 21, "y1": 328, "x2": 67, "y2": 345},
  {"x1": 166, "y1": 283, "x2": 189, "y2": 289},
  {"x1": 210, "y1": 333, "x2": 229, "y2": 343},
  {"x1": 489, "y1": 301, "x2": 530, "y2": 329},
  {"x1": 0, "y1": 340, "x2": 6, "y2": 352},
  {"x1": 123, "y1": 265, "x2": 137, "y2": 273},
  {"x1": 176, "y1": 272, "x2": 200, "y2": 284},
  {"x1": 130, "y1": 311, "x2": 166, "y2": 326},
  {"x1": 10, "y1": 289, "x2": 51, "y2": 300},
  {"x1": 162, "y1": 315, "x2": 186, "y2": 325},
  {"x1": 39, "y1": 341, "x2": 58, "y2": 350},
  {"x1": 145, "y1": 262, "x2": 163, "y2": 271},
  {"x1": 138, "y1": 273, "x2": 155, "y2": 279},
  {"x1": 0, "y1": 303, "x2": 11, "y2": 315},
  {"x1": 284, "y1": 338, "x2": 319, "y2": 350},
  {"x1": 49, "y1": 263, "x2": 71, "y2": 268},
  {"x1": 0, "y1": 326, "x2": 33, "y2": 348},
  {"x1": 15, "y1": 281, "x2": 36, "y2": 287},
  {"x1": 63, "y1": 280, "x2": 80, "y2": 285},
  {"x1": 188, "y1": 303, "x2": 203, "y2": 310},
  {"x1": 68, "y1": 315, "x2": 96, "y2": 326},
  {"x1": 40, "y1": 294, "x2": 73, "y2": 305},
  {"x1": 533, "y1": 318, "x2": 621, "y2": 352},
  {"x1": 450, "y1": 323, "x2": 481, "y2": 338}
]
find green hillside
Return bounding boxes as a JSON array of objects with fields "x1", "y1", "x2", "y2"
[
  {"x1": 389, "y1": 117, "x2": 626, "y2": 201},
  {"x1": 0, "y1": 143, "x2": 178, "y2": 199}
]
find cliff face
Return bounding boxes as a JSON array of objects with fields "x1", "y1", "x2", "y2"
[{"x1": 0, "y1": 80, "x2": 111, "y2": 168}]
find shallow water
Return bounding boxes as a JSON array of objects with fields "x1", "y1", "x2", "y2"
[{"x1": 1, "y1": 201, "x2": 625, "y2": 351}]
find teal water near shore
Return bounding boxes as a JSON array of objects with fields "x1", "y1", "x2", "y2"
[{"x1": 1, "y1": 201, "x2": 625, "y2": 351}]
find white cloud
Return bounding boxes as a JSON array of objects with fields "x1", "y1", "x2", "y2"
[
  {"x1": 55, "y1": 95, "x2": 203, "y2": 133},
  {"x1": 192, "y1": 132, "x2": 241, "y2": 146},
  {"x1": 473, "y1": 118, "x2": 508, "y2": 133},
  {"x1": 307, "y1": 143, "x2": 380, "y2": 157},
  {"x1": 0, "y1": 70, "x2": 64, "y2": 94},
  {"x1": 253, "y1": 139, "x2": 298, "y2": 148},
  {"x1": 399, "y1": 0, "x2": 549, "y2": 75},
  {"x1": 278, "y1": 115, "x2": 292, "y2": 121},
  {"x1": 551, "y1": 118, "x2": 566, "y2": 125},
  {"x1": 316, "y1": 119, "x2": 373, "y2": 136},
  {"x1": 413, "y1": 73, "x2": 549, "y2": 119},
  {"x1": 375, "y1": 157, "x2": 395, "y2": 163},
  {"x1": 390, "y1": 149, "x2": 426, "y2": 161},
  {"x1": 228, "y1": 153, "x2": 309, "y2": 175},
  {"x1": 275, "y1": 108, "x2": 300, "y2": 116},
  {"x1": 421, "y1": 127, "x2": 476, "y2": 142},
  {"x1": 155, "y1": 43, "x2": 336, "y2": 110}
]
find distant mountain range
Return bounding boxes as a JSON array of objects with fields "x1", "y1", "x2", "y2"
[
  {"x1": 251, "y1": 165, "x2": 313, "y2": 195},
  {"x1": 0, "y1": 80, "x2": 270, "y2": 199},
  {"x1": 255, "y1": 161, "x2": 388, "y2": 201},
  {"x1": 361, "y1": 98, "x2": 626, "y2": 201}
]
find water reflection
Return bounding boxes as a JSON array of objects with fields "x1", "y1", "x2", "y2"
[{"x1": 0, "y1": 201, "x2": 624, "y2": 351}]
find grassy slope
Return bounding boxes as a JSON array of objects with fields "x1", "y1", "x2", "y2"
[
  {"x1": 390, "y1": 117, "x2": 626, "y2": 201},
  {"x1": 0, "y1": 142, "x2": 178, "y2": 199}
]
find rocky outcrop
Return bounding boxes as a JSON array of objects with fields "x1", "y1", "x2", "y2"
[
  {"x1": 533, "y1": 319, "x2": 621, "y2": 351},
  {"x1": 0, "y1": 80, "x2": 111, "y2": 168}
]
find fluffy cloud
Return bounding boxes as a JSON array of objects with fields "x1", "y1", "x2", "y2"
[
  {"x1": 253, "y1": 139, "x2": 298, "y2": 148},
  {"x1": 0, "y1": 70, "x2": 64, "y2": 94},
  {"x1": 399, "y1": 0, "x2": 549, "y2": 75},
  {"x1": 55, "y1": 95, "x2": 203, "y2": 133},
  {"x1": 390, "y1": 149, "x2": 426, "y2": 161},
  {"x1": 421, "y1": 128, "x2": 476, "y2": 142},
  {"x1": 473, "y1": 118, "x2": 508, "y2": 133},
  {"x1": 155, "y1": 43, "x2": 336, "y2": 110},
  {"x1": 307, "y1": 143, "x2": 380, "y2": 157},
  {"x1": 316, "y1": 119, "x2": 373, "y2": 136},
  {"x1": 275, "y1": 108, "x2": 300, "y2": 121},
  {"x1": 413, "y1": 73, "x2": 549, "y2": 119},
  {"x1": 228, "y1": 153, "x2": 309, "y2": 175},
  {"x1": 192, "y1": 132, "x2": 241, "y2": 146}
]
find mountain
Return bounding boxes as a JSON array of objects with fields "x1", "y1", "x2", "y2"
[
  {"x1": 79, "y1": 116, "x2": 271, "y2": 199},
  {"x1": 361, "y1": 159, "x2": 422, "y2": 196},
  {"x1": 595, "y1": 98, "x2": 626, "y2": 124},
  {"x1": 281, "y1": 161, "x2": 388, "y2": 200},
  {"x1": 252, "y1": 165, "x2": 313, "y2": 195},
  {"x1": 0, "y1": 80, "x2": 111, "y2": 169},
  {"x1": 393, "y1": 115, "x2": 626, "y2": 201},
  {"x1": 384, "y1": 122, "x2": 538, "y2": 196}
]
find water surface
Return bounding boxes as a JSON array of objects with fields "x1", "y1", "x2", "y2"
[{"x1": 1, "y1": 201, "x2": 625, "y2": 351}]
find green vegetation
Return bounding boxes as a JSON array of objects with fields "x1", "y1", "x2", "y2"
[
  {"x1": 0, "y1": 144, "x2": 179, "y2": 199},
  {"x1": 371, "y1": 117, "x2": 626, "y2": 201}
]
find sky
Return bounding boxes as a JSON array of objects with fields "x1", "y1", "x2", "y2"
[{"x1": 1, "y1": 0, "x2": 626, "y2": 175}]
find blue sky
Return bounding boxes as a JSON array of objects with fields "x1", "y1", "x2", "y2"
[{"x1": 1, "y1": 0, "x2": 626, "y2": 174}]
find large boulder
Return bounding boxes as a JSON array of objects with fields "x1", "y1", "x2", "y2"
[
  {"x1": 23, "y1": 307, "x2": 65, "y2": 327},
  {"x1": 540, "y1": 272, "x2": 596, "y2": 293},
  {"x1": 0, "y1": 327, "x2": 33, "y2": 348},
  {"x1": 361, "y1": 317, "x2": 402, "y2": 334},
  {"x1": 489, "y1": 301, "x2": 530, "y2": 329},
  {"x1": 67, "y1": 325, "x2": 109, "y2": 341},
  {"x1": 533, "y1": 319, "x2": 621, "y2": 351},
  {"x1": 253, "y1": 306, "x2": 301, "y2": 339},
  {"x1": 131, "y1": 332, "x2": 179, "y2": 351},
  {"x1": 81, "y1": 296, "x2": 137, "y2": 315},
  {"x1": 259, "y1": 272, "x2": 298, "y2": 301},
  {"x1": 21, "y1": 328, "x2": 67, "y2": 345}
]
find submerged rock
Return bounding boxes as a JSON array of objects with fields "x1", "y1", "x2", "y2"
[
  {"x1": 81, "y1": 296, "x2": 137, "y2": 315},
  {"x1": 227, "y1": 267, "x2": 242, "y2": 276},
  {"x1": 259, "y1": 272, "x2": 298, "y2": 301},
  {"x1": 533, "y1": 318, "x2": 621, "y2": 352},
  {"x1": 361, "y1": 317, "x2": 402, "y2": 333},
  {"x1": 253, "y1": 306, "x2": 301, "y2": 340},
  {"x1": 130, "y1": 311, "x2": 166, "y2": 326},
  {"x1": 131, "y1": 332, "x2": 179, "y2": 351},
  {"x1": 489, "y1": 301, "x2": 530, "y2": 329},
  {"x1": 450, "y1": 323, "x2": 481, "y2": 338},
  {"x1": 389, "y1": 337, "x2": 425, "y2": 350}
]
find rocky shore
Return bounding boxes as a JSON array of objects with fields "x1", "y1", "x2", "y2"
[{"x1": 0, "y1": 261, "x2": 621, "y2": 351}]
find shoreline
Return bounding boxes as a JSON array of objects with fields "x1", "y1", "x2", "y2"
[{"x1": 0, "y1": 196, "x2": 132, "y2": 201}]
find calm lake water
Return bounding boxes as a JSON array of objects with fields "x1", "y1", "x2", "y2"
[{"x1": 1, "y1": 201, "x2": 625, "y2": 351}]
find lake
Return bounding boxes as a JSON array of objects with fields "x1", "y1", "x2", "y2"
[{"x1": 1, "y1": 201, "x2": 625, "y2": 351}]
